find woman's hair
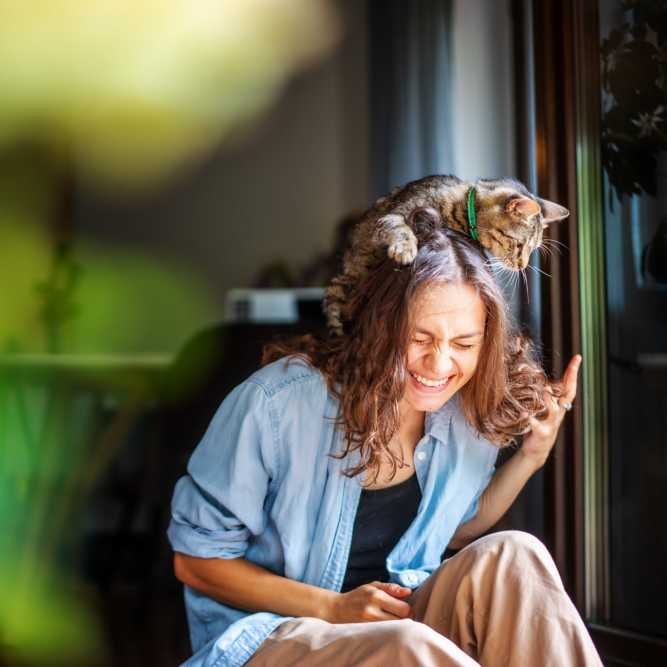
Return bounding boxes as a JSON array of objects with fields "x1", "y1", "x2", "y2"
[{"x1": 263, "y1": 214, "x2": 551, "y2": 485}]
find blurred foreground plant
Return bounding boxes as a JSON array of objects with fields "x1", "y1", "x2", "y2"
[{"x1": 0, "y1": 1, "x2": 338, "y2": 663}]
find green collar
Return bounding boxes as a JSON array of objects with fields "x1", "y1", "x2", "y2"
[{"x1": 467, "y1": 186, "x2": 479, "y2": 241}]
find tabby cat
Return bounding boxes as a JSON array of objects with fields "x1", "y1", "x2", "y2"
[{"x1": 324, "y1": 174, "x2": 569, "y2": 335}]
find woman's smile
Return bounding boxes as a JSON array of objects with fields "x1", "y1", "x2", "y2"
[{"x1": 408, "y1": 371, "x2": 455, "y2": 392}]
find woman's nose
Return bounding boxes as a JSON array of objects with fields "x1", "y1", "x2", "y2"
[{"x1": 429, "y1": 346, "x2": 454, "y2": 375}]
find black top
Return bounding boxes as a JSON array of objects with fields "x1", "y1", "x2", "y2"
[{"x1": 340, "y1": 473, "x2": 422, "y2": 593}]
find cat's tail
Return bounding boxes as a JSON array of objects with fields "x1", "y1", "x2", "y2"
[{"x1": 323, "y1": 278, "x2": 346, "y2": 336}]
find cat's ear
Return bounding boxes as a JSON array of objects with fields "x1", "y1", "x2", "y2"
[
  {"x1": 505, "y1": 197, "x2": 541, "y2": 218},
  {"x1": 537, "y1": 198, "x2": 570, "y2": 226}
]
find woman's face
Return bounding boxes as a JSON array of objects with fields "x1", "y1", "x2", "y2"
[{"x1": 401, "y1": 282, "x2": 486, "y2": 415}]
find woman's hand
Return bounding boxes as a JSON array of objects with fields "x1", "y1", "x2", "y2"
[
  {"x1": 520, "y1": 354, "x2": 582, "y2": 469},
  {"x1": 323, "y1": 582, "x2": 412, "y2": 623}
]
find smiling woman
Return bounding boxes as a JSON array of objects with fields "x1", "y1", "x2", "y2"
[
  {"x1": 261, "y1": 222, "x2": 552, "y2": 488},
  {"x1": 168, "y1": 222, "x2": 599, "y2": 666},
  {"x1": 404, "y1": 283, "x2": 486, "y2": 414}
]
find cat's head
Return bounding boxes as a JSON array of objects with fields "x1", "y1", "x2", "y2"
[{"x1": 470, "y1": 178, "x2": 569, "y2": 270}]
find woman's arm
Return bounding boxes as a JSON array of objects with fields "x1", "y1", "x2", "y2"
[
  {"x1": 448, "y1": 354, "x2": 582, "y2": 550},
  {"x1": 174, "y1": 553, "x2": 334, "y2": 618},
  {"x1": 174, "y1": 553, "x2": 413, "y2": 623},
  {"x1": 447, "y1": 450, "x2": 540, "y2": 549}
]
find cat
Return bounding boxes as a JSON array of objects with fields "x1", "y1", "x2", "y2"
[{"x1": 324, "y1": 174, "x2": 569, "y2": 335}]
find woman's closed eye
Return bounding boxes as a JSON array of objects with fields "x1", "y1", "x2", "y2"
[
  {"x1": 412, "y1": 338, "x2": 430, "y2": 346},
  {"x1": 411, "y1": 338, "x2": 477, "y2": 350}
]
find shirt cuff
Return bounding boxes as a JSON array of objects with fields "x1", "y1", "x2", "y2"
[{"x1": 167, "y1": 520, "x2": 249, "y2": 559}]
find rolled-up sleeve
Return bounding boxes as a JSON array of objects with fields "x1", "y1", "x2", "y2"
[{"x1": 167, "y1": 379, "x2": 278, "y2": 559}]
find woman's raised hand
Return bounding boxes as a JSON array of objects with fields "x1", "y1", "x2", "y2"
[
  {"x1": 324, "y1": 582, "x2": 412, "y2": 623},
  {"x1": 520, "y1": 354, "x2": 582, "y2": 469}
]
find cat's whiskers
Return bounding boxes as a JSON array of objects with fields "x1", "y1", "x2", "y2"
[
  {"x1": 528, "y1": 264, "x2": 552, "y2": 279},
  {"x1": 543, "y1": 237, "x2": 567, "y2": 248},
  {"x1": 501, "y1": 261, "x2": 519, "y2": 293},
  {"x1": 484, "y1": 256, "x2": 512, "y2": 277},
  {"x1": 484, "y1": 256, "x2": 517, "y2": 294},
  {"x1": 520, "y1": 268, "x2": 529, "y2": 302},
  {"x1": 538, "y1": 245, "x2": 553, "y2": 260},
  {"x1": 542, "y1": 238, "x2": 566, "y2": 255}
]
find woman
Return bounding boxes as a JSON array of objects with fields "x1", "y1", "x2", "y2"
[{"x1": 168, "y1": 224, "x2": 601, "y2": 666}]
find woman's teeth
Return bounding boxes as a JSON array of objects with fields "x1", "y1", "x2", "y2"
[{"x1": 411, "y1": 372, "x2": 451, "y2": 388}]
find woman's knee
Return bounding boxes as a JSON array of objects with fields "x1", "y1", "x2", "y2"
[
  {"x1": 487, "y1": 530, "x2": 549, "y2": 554},
  {"x1": 383, "y1": 619, "x2": 444, "y2": 649},
  {"x1": 477, "y1": 530, "x2": 561, "y2": 580},
  {"x1": 384, "y1": 620, "x2": 474, "y2": 664}
]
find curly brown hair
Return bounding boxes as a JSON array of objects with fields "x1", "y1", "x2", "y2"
[{"x1": 263, "y1": 221, "x2": 552, "y2": 486}]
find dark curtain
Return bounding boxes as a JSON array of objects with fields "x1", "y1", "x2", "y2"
[{"x1": 368, "y1": 0, "x2": 455, "y2": 199}]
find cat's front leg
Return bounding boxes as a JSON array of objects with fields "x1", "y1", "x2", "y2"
[{"x1": 375, "y1": 214, "x2": 418, "y2": 264}]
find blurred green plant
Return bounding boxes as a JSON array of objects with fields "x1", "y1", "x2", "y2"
[
  {"x1": 34, "y1": 244, "x2": 83, "y2": 354},
  {"x1": 0, "y1": 1, "x2": 338, "y2": 663}
]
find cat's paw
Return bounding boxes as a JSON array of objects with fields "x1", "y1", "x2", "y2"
[{"x1": 387, "y1": 236, "x2": 418, "y2": 264}]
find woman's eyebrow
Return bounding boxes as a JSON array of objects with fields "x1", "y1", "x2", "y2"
[
  {"x1": 414, "y1": 328, "x2": 484, "y2": 339},
  {"x1": 452, "y1": 331, "x2": 484, "y2": 340}
]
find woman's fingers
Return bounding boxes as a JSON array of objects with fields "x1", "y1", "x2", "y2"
[
  {"x1": 369, "y1": 582, "x2": 412, "y2": 618},
  {"x1": 375, "y1": 589, "x2": 412, "y2": 618},
  {"x1": 523, "y1": 355, "x2": 582, "y2": 463},
  {"x1": 560, "y1": 354, "x2": 582, "y2": 403},
  {"x1": 372, "y1": 581, "x2": 412, "y2": 598},
  {"x1": 544, "y1": 355, "x2": 582, "y2": 417},
  {"x1": 337, "y1": 583, "x2": 413, "y2": 623}
]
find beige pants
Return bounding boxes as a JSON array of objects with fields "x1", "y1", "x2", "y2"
[{"x1": 247, "y1": 531, "x2": 603, "y2": 666}]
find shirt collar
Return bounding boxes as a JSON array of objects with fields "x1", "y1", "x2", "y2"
[{"x1": 424, "y1": 393, "x2": 461, "y2": 444}]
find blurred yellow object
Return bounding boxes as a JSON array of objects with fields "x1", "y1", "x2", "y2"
[
  {"x1": 0, "y1": 568, "x2": 101, "y2": 666},
  {"x1": 0, "y1": 0, "x2": 338, "y2": 187}
]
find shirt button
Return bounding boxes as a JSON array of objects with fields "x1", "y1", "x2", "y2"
[{"x1": 416, "y1": 452, "x2": 426, "y2": 462}]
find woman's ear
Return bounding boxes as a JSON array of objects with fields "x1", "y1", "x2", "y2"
[{"x1": 538, "y1": 198, "x2": 570, "y2": 226}]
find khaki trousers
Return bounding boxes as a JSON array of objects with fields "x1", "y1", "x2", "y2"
[{"x1": 247, "y1": 531, "x2": 603, "y2": 666}]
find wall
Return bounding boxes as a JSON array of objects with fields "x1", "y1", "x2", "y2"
[
  {"x1": 451, "y1": 0, "x2": 516, "y2": 181},
  {"x1": 72, "y1": 0, "x2": 518, "y2": 354}
]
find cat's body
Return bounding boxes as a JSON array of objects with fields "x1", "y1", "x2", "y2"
[{"x1": 324, "y1": 174, "x2": 569, "y2": 335}]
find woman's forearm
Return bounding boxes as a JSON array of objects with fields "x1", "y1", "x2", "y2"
[
  {"x1": 174, "y1": 552, "x2": 338, "y2": 620},
  {"x1": 448, "y1": 450, "x2": 542, "y2": 549}
]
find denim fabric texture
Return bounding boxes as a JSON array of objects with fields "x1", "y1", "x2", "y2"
[{"x1": 168, "y1": 357, "x2": 498, "y2": 667}]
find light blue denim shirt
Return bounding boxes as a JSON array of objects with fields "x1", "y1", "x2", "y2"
[{"x1": 168, "y1": 357, "x2": 498, "y2": 667}]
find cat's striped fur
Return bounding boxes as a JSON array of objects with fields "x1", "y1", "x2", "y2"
[{"x1": 324, "y1": 174, "x2": 569, "y2": 335}]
